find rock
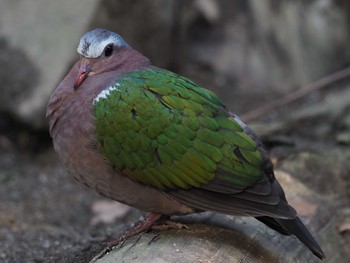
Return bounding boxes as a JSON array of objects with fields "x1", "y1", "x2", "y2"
[
  {"x1": 0, "y1": 0, "x2": 97, "y2": 127},
  {"x1": 92, "y1": 212, "x2": 346, "y2": 263}
]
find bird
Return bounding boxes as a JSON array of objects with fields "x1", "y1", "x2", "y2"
[{"x1": 47, "y1": 28, "x2": 325, "y2": 259}]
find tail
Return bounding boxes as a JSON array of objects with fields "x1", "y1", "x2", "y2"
[{"x1": 257, "y1": 216, "x2": 325, "y2": 260}]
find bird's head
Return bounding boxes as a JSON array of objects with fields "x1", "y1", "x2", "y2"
[{"x1": 74, "y1": 28, "x2": 130, "y2": 90}]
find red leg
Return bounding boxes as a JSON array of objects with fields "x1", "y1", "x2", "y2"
[
  {"x1": 89, "y1": 213, "x2": 188, "y2": 262},
  {"x1": 119, "y1": 212, "x2": 163, "y2": 240}
]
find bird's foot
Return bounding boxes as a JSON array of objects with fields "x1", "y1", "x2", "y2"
[
  {"x1": 151, "y1": 218, "x2": 188, "y2": 231},
  {"x1": 89, "y1": 213, "x2": 187, "y2": 262},
  {"x1": 119, "y1": 213, "x2": 188, "y2": 240},
  {"x1": 119, "y1": 212, "x2": 164, "y2": 240}
]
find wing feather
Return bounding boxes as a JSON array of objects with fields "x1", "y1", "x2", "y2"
[{"x1": 93, "y1": 67, "x2": 296, "y2": 218}]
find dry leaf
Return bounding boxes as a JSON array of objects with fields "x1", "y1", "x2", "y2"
[
  {"x1": 90, "y1": 200, "x2": 130, "y2": 225},
  {"x1": 337, "y1": 223, "x2": 350, "y2": 234}
]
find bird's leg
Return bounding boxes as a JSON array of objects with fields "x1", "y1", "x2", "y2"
[
  {"x1": 119, "y1": 212, "x2": 163, "y2": 240},
  {"x1": 89, "y1": 213, "x2": 188, "y2": 262},
  {"x1": 90, "y1": 213, "x2": 162, "y2": 262},
  {"x1": 118, "y1": 212, "x2": 187, "y2": 240},
  {"x1": 151, "y1": 216, "x2": 188, "y2": 231}
]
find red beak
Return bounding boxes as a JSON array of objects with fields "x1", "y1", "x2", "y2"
[
  {"x1": 74, "y1": 59, "x2": 93, "y2": 91},
  {"x1": 74, "y1": 70, "x2": 90, "y2": 90}
]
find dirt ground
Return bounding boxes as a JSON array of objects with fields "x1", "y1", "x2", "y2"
[{"x1": 0, "y1": 119, "x2": 147, "y2": 262}]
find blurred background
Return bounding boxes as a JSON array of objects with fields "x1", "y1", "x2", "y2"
[{"x1": 0, "y1": 0, "x2": 350, "y2": 262}]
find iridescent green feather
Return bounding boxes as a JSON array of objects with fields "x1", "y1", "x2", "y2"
[{"x1": 93, "y1": 67, "x2": 263, "y2": 191}]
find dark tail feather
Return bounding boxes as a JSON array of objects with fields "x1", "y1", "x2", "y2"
[
  {"x1": 256, "y1": 216, "x2": 291, "y2": 236},
  {"x1": 276, "y1": 217, "x2": 326, "y2": 260}
]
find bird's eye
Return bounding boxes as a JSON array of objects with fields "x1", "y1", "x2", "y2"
[{"x1": 103, "y1": 44, "x2": 113, "y2": 57}]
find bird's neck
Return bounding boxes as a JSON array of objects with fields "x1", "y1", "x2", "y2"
[{"x1": 108, "y1": 47, "x2": 151, "y2": 74}]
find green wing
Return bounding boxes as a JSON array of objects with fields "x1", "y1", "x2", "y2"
[{"x1": 93, "y1": 67, "x2": 263, "y2": 192}]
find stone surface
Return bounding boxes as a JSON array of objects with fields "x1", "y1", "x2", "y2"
[
  {"x1": 0, "y1": 0, "x2": 97, "y2": 126},
  {"x1": 93, "y1": 212, "x2": 345, "y2": 263}
]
